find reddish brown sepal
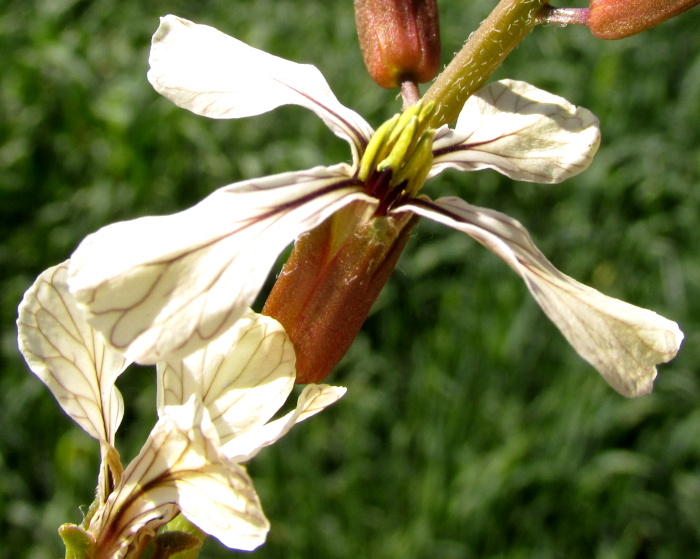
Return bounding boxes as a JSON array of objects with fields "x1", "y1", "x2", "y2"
[
  {"x1": 589, "y1": 0, "x2": 699, "y2": 39},
  {"x1": 263, "y1": 201, "x2": 417, "y2": 384}
]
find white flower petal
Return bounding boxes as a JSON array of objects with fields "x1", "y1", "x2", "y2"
[
  {"x1": 223, "y1": 384, "x2": 346, "y2": 462},
  {"x1": 157, "y1": 309, "x2": 296, "y2": 445},
  {"x1": 430, "y1": 79, "x2": 601, "y2": 183},
  {"x1": 90, "y1": 397, "x2": 268, "y2": 556},
  {"x1": 396, "y1": 197, "x2": 683, "y2": 397},
  {"x1": 148, "y1": 15, "x2": 373, "y2": 162},
  {"x1": 68, "y1": 164, "x2": 375, "y2": 364},
  {"x1": 17, "y1": 261, "x2": 127, "y2": 444}
]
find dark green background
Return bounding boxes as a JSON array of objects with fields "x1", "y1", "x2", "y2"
[{"x1": 2, "y1": 0, "x2": 699, "y2": 557}]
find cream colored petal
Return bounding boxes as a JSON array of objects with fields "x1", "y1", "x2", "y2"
[
  {"x1": 396, "y1": 197, "x2": 683, "y2": 397},
  {"x1": 148, "y1": 15, "x2": 373, "y2": 162},
  {"x1": 157, "y1": 309, "x2": 296, "y2": 446},
  {"x1": 17, "y1": 261, "x2": 127, "y2": 444},
  {"x1": 90, "y1": 397, "x2": 268, "y2": 556},
  {"x1": 68, "y1": 164, "x2": 374, "y2": 365},
  {"x1": 430, "y1": 80, "x2": 601, "y2": 184},
  {"x1": 222, "y1": 384, "x2": 347, "y2": 462}
]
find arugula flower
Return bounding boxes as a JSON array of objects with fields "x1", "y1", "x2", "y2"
[
  {"x1": 17, "y1": 261, "x2": 344, "y2": 557},
  {"x1": 65, "y1": 15, "x2": 682, "y2": 397}
]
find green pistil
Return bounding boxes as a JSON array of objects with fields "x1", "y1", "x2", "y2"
[{"x1": 359, "y1": 101, "x2": 436, "y2": 205}]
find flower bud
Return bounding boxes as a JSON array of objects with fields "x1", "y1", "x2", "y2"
[
  {"x1": 588, "y1": 0, "x2": 699, "y2": 39},
  {"x1": 354, "y1": 0, "x2": 441, "y2": 89}
]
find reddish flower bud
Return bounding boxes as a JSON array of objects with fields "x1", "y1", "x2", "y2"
[
  {"x1": 354, "y1": 0, "x2": 441, "y2": 89},
  {"x1": 262, "y1": 202, "x2": 417, "y2": 384},
  {"x1": 588, "y1": 0, "x2": 699, "y2": 39}
]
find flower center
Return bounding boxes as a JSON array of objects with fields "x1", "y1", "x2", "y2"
[{"x1": 358, "y1": 101, "x2": 436, "y2": 216}]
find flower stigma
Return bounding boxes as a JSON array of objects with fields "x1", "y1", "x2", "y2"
[{"x1": 359, "y1": 101, "x2": 436, "y2": 215}]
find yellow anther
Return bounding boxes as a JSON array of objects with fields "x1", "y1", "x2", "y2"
[
  {"x1": 358, "y1": 115, "x2": 399, "y2": 181},
  {"x1": 358, "y1": 100, "x2": 437, "y2": 196},
  {"x1": 386, "y1": 103, "x2": 422, "y2": 147},
  {"x1": 378, "y1": 116, "x2": 418, "y2": 173},
  {"x1": 359, "y1": 114, "x2": 399, "y2": 182},
  {"x1": 395, "y1": 129, "x2": 435, "y2": 196},
  {"x1": 416, "y1": 101, "x2": 437, "y2": 130}
]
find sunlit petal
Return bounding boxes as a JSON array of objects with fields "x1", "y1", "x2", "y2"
[
  {"x1": 90, "y1": 397, "x2": 268, "y2": 556},
  {"x1": 223, "y1": 384, "x2": 347, "y2": 462},
  {"x1": 68, "y1": 164, "x2": 375, "y2": 365},
  {"x1": 17, "y1": 261, "x2": 127, "y2": 444},
  {"x1": 396, "y1": 197, "x2": 683, "y2": 397},
  {"x1": 430, "y1": 80, "x2": 601, "y2": 183},
  {"x1": 157, "y1": 309, "x2": 296, "y2": 445},
  {"x1": 148, "y1": 15, "x2": 373, "y2": 162}
]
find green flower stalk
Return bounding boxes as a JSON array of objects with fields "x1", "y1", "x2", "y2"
[{"x1": 424, "y1": 0, "x2": 549, "y2": 127}]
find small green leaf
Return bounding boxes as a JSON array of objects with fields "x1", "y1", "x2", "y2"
[{"x1": 58, "y1": 524, "x2": 96, "y2": 559}]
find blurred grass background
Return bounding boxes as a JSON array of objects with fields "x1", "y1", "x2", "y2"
[{"x1": 1, "y1": 0, "x2": 699, "y2": 557}]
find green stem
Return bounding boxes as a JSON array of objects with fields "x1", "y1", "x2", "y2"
[{"x1": 423, "y1": 0, "x2": 548, "y2": 127}]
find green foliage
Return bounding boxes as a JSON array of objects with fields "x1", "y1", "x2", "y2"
[{"x1": 1, "y1": 1, "x2": 699, "y2": 557}]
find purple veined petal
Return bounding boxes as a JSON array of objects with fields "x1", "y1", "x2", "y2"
[
  {"x1": 395, "y1": 196, "x2": 683, "y2": 397},
  {"x1": 148, "y1": 15, "x2": 374, "y2": 163},
  {"x1": 68, "y1": 164, "x2": 376, "y2": 365},
  {"x1": 89, "y1": 396, "x2": 268, "y2": 556},
  {"x1": 429, "y1": 80, "x2": 601, "y2": 184},
  {"x1": 222, "y1": 384, "x2": 347, "y2": 463},
  {"x1": 157, "y1": 309, "x2": 296, "y2": 446},
  {"x1": 17, "y1": 261, "x2": 127, "y2": 446},
  {"x1": 17, "y1": 261, "x2": 128, "y2": 503}
]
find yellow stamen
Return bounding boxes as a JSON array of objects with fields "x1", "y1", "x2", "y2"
[
  {"x1": 378, "y1": 116, "x2": 418, "y2": 173},
  {"x1": 358, "y1": 114, "x2": 399, "y2": 182},
  {"x1": 358, "y1": 100, "x2": 437, "y2": 199},
  {"x1": 395, "y1": 130, "x2": 436, "y2": 196}
]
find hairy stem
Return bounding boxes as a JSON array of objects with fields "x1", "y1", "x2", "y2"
[
  {"x1": 401, "y1": 80, "x2": 421, "y2": 108},
  {"x1": 424, "y1": 0, "x2": 548, "y2": 127}
]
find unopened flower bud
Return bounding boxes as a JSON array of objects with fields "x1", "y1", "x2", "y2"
[
  {"x1": 354, "y1": 0, "x2": 441, "y2": 89},
  {"x1": 588, "y1": 0, "x2": 699, "y2": 39}
]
